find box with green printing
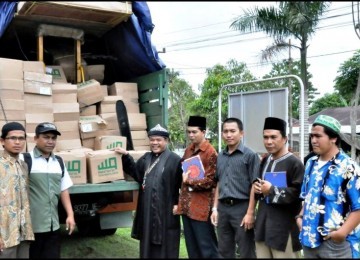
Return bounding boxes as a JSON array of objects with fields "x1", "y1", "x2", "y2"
[
  {"x1": 55, "y1": 150, "x2": 87, "y2": 184},
  {"x1": 86, "y1": 150, "x2": 124, "y2": 184},
  {"x1": 94, "y1": 135, "x2": 127, "y2": 151}
]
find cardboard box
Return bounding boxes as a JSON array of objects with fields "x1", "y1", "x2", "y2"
[
  {"x1": 55, "y1": 138, "x2": 82, "y2": 152},
  {"x1": 132, "y1": 139, "x2": 149, "y2": 147},
  {"x1": 52, "y1": 93, "x2": 77, "y2": 103},
  {"x1": 24, "y1": 93, "x2": 53, "y2": 104},
  {"x1": 94, "y1": 135, "x2": 127, "y2": 150},
  {"x1": 86, "y1": 149, "x2": 124, "y2": 183},
  {"x1": 23, "y1": 61, "x2": 45, "y2": 73},
  {"x1": 101, "y1": 85, "x2": 108, "y2": 96},
  {"x1": 0, "y1": 58, "x2": 23, "y2": 79},
  {"x1": 53, "y1": 103, "x2": 80, "y2": 121},
  {"x1": 25, "y1": 102, "x2": 53, "y2": 114},
  {"x1": 0, "y1": 89, "x2": 23, "y2": 100},
  {"x1": 131, "y1": 130, "x2": 147, "y2": 140},
  {"x1": 97, "y1": 100, "x2": 139, "y2": 114},
  {"x1": 134, "y1": 146, "x2": 150, "y2": 151},
  {"x1": 46, "y1": 66, "x2": 68, "y2": 83},
  {"x1": 0, "y1": 79, "x2": 24, "y2": 91},
  {"x1": 25, "y1": 132, "x2": 35, "y2": 147},
  {"x1": 101, "y1": 96, "x2": 122, "y2": 104},
  {"x1": 79, "y1": 115, "x2": 107, "y2": 139},
  {"x1": 25, "y1": 113, "x2": 54, "y2": 133},
  {"x1": 128, "y1": 113, "x2": 147, "y2": 130},
  {"x1": 81, "y1": 137, "x2": 95, "y2": 150},
  {"x1": 95, "y1": 129, "x2": 120, "y2": 137},
  {"x1": 52, "y1": 83, "x2": 77, "y2": 94},
  {"x1": 55, "y1": 150, "x2": 87, "y2": 184},
  {"x1": 77, "y1": 79, "x2": 104, "y2": 108},
  {"x1": 108, "y1": 82, "x2": 138, "y2": 100},
  {"x1": 80, "y1": 105, "x2": 96, "y2": 116},
  {"x1": 24, "y1": 80, "x2": 52, "y2": 95},
  {"x1": 55, "y1": 121, "x2": 81, "y2": 140},
  {"x1": 24, "y1": 71, "x2": 53, "y2": 84},
  {"x1": 100, "y1": 113, "x2": 118, "y2": 130},
  {"x1": 0, "y1": 99, "x2": 25, "y2": 120},
  {"x1": 128, "y1": 150, "x2": 148, "y2": 162}
]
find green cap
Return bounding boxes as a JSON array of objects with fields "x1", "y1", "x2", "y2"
[{"x1": 313, "y1": 115, "x2": 341, "y2": 134}]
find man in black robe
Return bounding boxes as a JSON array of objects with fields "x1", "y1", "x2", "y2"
[
  {"x1": 253, "y1": 117, "x2": 304, "y2": 258},
  {"x1": 115, "y1": 124, "x2": 183, "y2": 258}
]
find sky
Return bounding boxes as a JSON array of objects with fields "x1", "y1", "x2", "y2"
[{"x1": 147, "y1": 1, "x2": 360, "y2": 98}]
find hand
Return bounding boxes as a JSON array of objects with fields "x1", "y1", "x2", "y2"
[
  {"x1": 182, "y1": 170, "x2": 190, "y2": 183},
  {"x1": 66, "y1": 217, "x2": 76, "y2": 235},
  {"x1": 210, "y1": 211, "x2": 218, "y2": 226},
  {"x1": 114, "y1": 147, "x2": 128, "y2": 155},
  {"x1": 324, "y1": 230, "x2": 346, "y2": 243},
  {"x1": 254, "y1": 180, "x2": 262, "y2": 195},
  {"x1": 240, "y1": 213, "x2": 254, "y2": 230},
  {"x1": 173, "y1": 205, "x2": 178, "y2": 215}
]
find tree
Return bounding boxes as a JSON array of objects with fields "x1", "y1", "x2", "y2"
[
  {"x1": 230, "y1": 1, "x2": 331, "y2": 154},
  {"x1": 262, "y1": 59, "x2": 317, "y2": 119},
  {"x1": 334, "y1": 50, "x2": 360, "y2": 160},
  {"x1": 334, "y1": 50, "x2": 360, "y2": 104},
  {"x1": 167, "y1": 69, "x2": 197, "y2": 149},
  {"x1": 309, "y1": 92, "x2": 348, "y2": 115},
  {"x1": 192, "y1": 59, "x2": 256, "y2": 150}
]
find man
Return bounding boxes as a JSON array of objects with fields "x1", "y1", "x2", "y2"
[
  {"x1": 115, "y1": 124, "x2": 183, "y2": 258},
  {"x1": 210, "y1": 117, "x2": 260, "y2": 258},
  {"x1": 253, "y1": 117, "x2": 304, "y2": 258},
  {"x1": 0, "y1": 122, "x2": 34, "y2": 258},
  {"x1": 175, "y1": 115, "x2": 219, "y2": 258},
  {"x1": 297, "y1": 115, "x2": 360, "y2": 258},
  {"x1": 23, "y1": 122, "x2": 76, "y2": 259}
]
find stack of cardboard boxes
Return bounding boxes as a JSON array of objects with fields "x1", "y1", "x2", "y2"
[
  {"x1": 0, "y1": 57, "x2": 150, "y2": 184},
  {"x1": 0, "y1": 58, "x2": 26, "y2": 151}
]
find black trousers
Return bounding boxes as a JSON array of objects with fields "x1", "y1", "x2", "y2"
[
  {"x1": 217, "y1": 200, "x2": 256, "y2": 258},
  {"x1": 29, "y1": 229, "x2": 61, "y2": 259},
  {"x1": 182, "y1": 215, "x2": 220, "y2": 258}
]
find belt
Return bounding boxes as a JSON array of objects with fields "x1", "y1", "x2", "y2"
[{"x1": 220, "y1": 198, "x2": 241, "y2": 206}]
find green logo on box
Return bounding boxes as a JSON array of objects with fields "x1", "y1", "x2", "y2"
[
  {"x1": 106, "y1": 142, "x2": 123, "y2": 149},
  {"x1": 98, "y1": 157, "x2": 118, "y2": 176},
  {"x1": 66, "y1": 160, "x2": 81, "y2": 174}
]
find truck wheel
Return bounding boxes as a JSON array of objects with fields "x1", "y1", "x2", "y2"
[{"x1": 77, "y1": 216, "x2": 117, "y2": 236}]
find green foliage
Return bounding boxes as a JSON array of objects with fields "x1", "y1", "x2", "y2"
[
  {"x1": 309, "y1": 92, "x2": 348, "y2": 115},
  {"x1": 334, "y1": 50, "x2": 360, "y2": 104},
  {"x1": 230, "y1": 1, "x2": 331, "y2": 152},
  {"x1": 191, "y1": 59, "x2": 257, "y2": 150},
  {"x1": 262, "y1": 59, "x2": 317, "y2": 119},
  {"x1": 167, "y1": 69, "x2": 197, "y2": 149}
]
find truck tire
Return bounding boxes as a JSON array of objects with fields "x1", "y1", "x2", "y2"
[{"x1": 77, "y1": 216, "x2": 117, "y2": 236}]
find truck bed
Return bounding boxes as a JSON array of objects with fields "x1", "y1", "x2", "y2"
[{"x1": 69, "y1": 180, "x2": 139, "y2": 194}]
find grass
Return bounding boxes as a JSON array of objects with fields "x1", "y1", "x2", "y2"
[{"x1": 60, "y1": 225, "x2": 189, "y2": 258}]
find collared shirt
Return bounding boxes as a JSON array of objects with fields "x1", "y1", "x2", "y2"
[
  {"x1": 25, "y1": 147, "x2": 73, "y2": 233},
  {"x1": 177, "y1": 140, "x2": 217, "y2": 221},
  {"x1": 216, "y1": 142, "x2": 260, "y2": 200},
  {"x1": 299, "y1": 150, "x2": 360, "y2": 258},
  {"x1": 0, "y1": 151, "x2": 34, "y2": 248}
]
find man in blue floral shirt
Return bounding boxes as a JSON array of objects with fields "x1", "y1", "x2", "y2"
[{"x1": 297, "y1": 115, "x2": 360, "y2": 258}]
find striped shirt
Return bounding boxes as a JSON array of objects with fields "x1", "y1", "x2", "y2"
[{"x1": 215, "y1": 142, "x2": 260, "y2": 200}]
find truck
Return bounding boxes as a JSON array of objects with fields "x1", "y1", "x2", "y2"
[{"x1": 0, "y1": 1, "x2": 168, "y2": 236}]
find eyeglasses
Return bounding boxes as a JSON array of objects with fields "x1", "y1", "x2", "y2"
[{"x1": 5, "y1": 136, "x2": 26, "y2": 142}]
